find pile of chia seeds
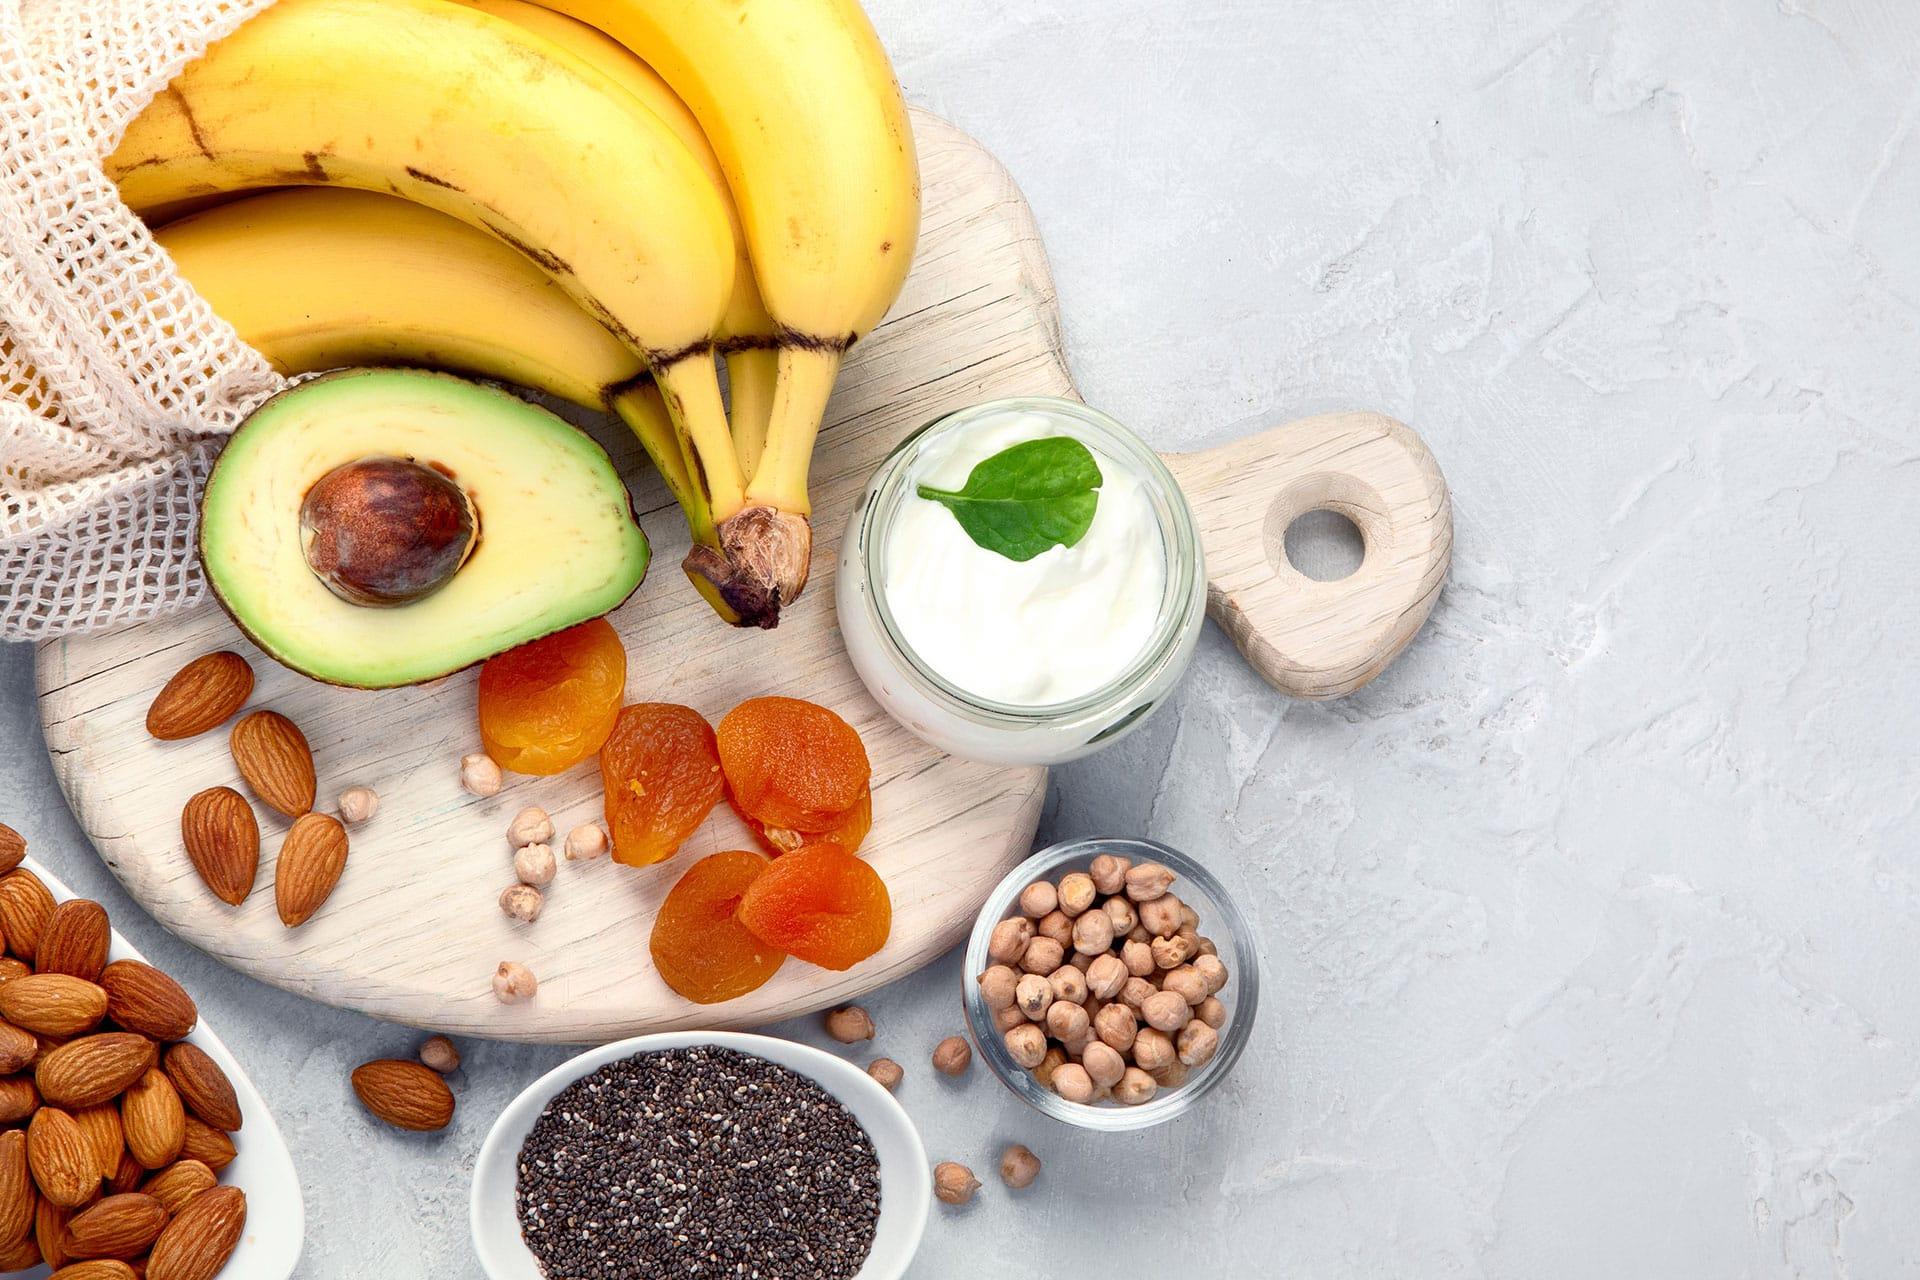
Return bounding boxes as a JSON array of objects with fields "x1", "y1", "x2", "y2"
[{"x1": 516, "y1": 1046, "x2": 882, "y2": 1280}]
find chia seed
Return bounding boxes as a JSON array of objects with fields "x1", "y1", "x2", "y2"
[{"x1": 515, "y1": 1046, "x2": 881, "y2": 1280}]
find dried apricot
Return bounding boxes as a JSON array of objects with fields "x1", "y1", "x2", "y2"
[
  {"x1": 478, "y1": 618, "x2": 626, "y2": 775},
  {"x1": 736, "y1": 843, "x2": 892, "y2": 971},
  {"x1": 650, "y1": 850, "x2": 785, "y2": 1003},
  {"x1": 717, "y1": 697, "x2": 871, "y2": 832},
  {"x1": 600, "y1": 703, "x2": 724, "y2": 866},
  {"x1": 737, "y1": 785, "x2": 872, "y2": 856}
]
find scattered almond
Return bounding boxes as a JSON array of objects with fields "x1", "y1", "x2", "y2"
[
  {"x1": 141, "y1": 1159, "x2": 216, "y2": 1215},
  {"x1": 0, "y1": 974, "x2": 109, "y2": 1039},
  {"x1": 273, "y1": 813, "x2": 349, "y2": 928},
  {"x1": 64, "y1": 1193, "x2": 166, "y2": 1260},
  {"x1": 350, "y1": 1058, "x2": 455, "y2": 1132},
  {"x1": 0, "y1": 825, "x2": 24, "y2": 876},
  {"x1": 73, "y1": 1102, "x2": 125, "y2": 1181},
  {"x1": 0, "y1": 869, "x2": 56, "y2": 963},
  {"x1": 145, "y1": 653, "x2": 254, "y2": 742},
  {"x1": 145, "y1": 1184, "x2": 244, "y2": 1280},
  {"x1": 37, "y1": 1034, "x2": 158, "y2": 1109},
  {"x1": 178, "y1": 1119, "x2": 235, "y2": 1173},
  {"x1": 27, "y1": 1107, "x2": 97, "y2": 1208},
  {"x1": 37, "y1": 900, "x2": 110, "y2": 982},
  {"x1": 100, "y1": 961, "x2": 197, "y2": 1042},
  {"x1": 122, "y1": 1069, "x2": 186, "y2": 1170},
  {"x1": 162, "y1": 1044, "x2": 241, "y2": 1133},
  {"x1": 228, "y1": 710, "x2": 316, "y2": 818},
  {"x1": 179, "y1": 789, "x2": 258, "y2": 908},
  {"x1": 0, "y1": 1129, "x2": 31, "y2": 1248}
]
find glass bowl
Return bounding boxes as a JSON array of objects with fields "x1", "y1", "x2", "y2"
[{"x1": 961, "y1": 837, "x2": 1259, "y2": 1131}]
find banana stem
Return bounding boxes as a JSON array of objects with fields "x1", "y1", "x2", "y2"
[
  {"x1": 725, "y1": 345, "x2": 780, "y2": 482},
  {"x1": 745, "y1": 345, "x2": 843, "y2": 516}
]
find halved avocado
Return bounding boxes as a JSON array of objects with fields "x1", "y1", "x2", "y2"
[{"x1": 201, "y1": 369, "x2": 648, "y2": 688}]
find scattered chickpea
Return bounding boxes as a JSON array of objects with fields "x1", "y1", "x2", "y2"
[
  {"x1": 1151, "y1": 1060, "x2": 1190, "y2": 1089},
  {"x1": 1044, "y1": 1000, "x2": 1089, "y2": 1044},
  {"x1": 1161, "y1": 965, "x2": 1207, "y2": 1006},
  {"x1": 1032, "y1": 1045, "x2": 1066, "y2": 1087},
  {"x1": 867, "y1": 1058, "x2": 903, "y2": 1091},
  {"x1": 1003, "y1": 1023, "x2": 1047, "y2": 1069},
  {"x1": 418, "y1": 1035, "x2": 460, "y2": 1073},
  {"x1": 563, "y1": 823, "x2": 609, "y2": 861},
  {"x1": 1089, "y1": 852, "x2": 1132, "y2": 895},
  {"x1": 1081, "y1": 1040, "x2": 1126, "y2": 1090},
  {"x1": 1014, "y1": 974, "x2": 1054, "y2": 1020},
  {"x1": 1118, "y1": 976, "x2": 1157, "y2": 1012},
  {"x1": 1124, "y1": 862, "x2": 1175, "y2": 902},
  {"x1": 1102, "y1": 896, "x2": 1137, "y2": 936},
  {"x1": 1141, "y1": 990, "x2": 1190, "y2": 1034},
  {"x1": 514, "y1": 843, "x2": 556, "y2": 887},
  {"x1": 499, "y1": 883, "x2": 543, "y2": 923},
  {"x1": 1035, "y1": 910, "x2": 1074, "y2": 948},
  {"x1": 1094, "y1": 1003, "x2": 1138, "y2": 1053},
  {"x1": 1177, "y1": 1019, "x2": 1220, "y2": 1068},
  {"x1": 999, "y1": 1144, "x2": 1042, "y2": 1190},
  {"x1": 1192, "y1": 953, "x2": 1228, "y2": 995},
  {"x1": 492, "y1": 960, "x2": 537, "y2": 1003},
  {"x1": 1056, "y1": 872, "x2": 1097, "y2": 918},
  {"x1": 1047, "y1": 965, "x2": 1088, "y2": 1006},
  {"x1": 1112, "y1": 1067, "x2": 1157, "y2": 1105},
  {"x1": 1132, "y1": 1026, "x2": 1176, "y2": 1072},
  {"x1": 508, "y1": 806, "x2": 554, "y2": 848},
  {"x1": 992, "y1": 1003, "x2": 1027, "y2": 1033},
  {"x1": 1071, "y1": 910, "x2": 1115, "y2": 956},
  {"x1": 1017, "y1": 880, "x2": 1057, "y2": 919},
  {"x1": 1122, "y1": 939, "x2": 1155, "y2": 978},
  {"x1": 1051, "y1": 1062, "x2": 1094, "y2": 1103},
  {"x1": 825, "y1": 1006, "x2": 875, "y2": 1043},
  {"x1": 1085, "y1": 953, "x2": 1128, "y2": 1000},
  {"x1": 337, "y1": 785, "x2": 379, "y2": 825},
  {"x1": 1138, "y1": 893, "x2": 1184, "y2": 939},
  {"x1": 933, "y1": 1161, "x2": 980, "y2": 1206},
  {"x1": 977, "y1": 964, "x2": 1020, "y2": 1010},
  {"x1": 1152, "y1": 933, "x2": 1196, "y2": 970},
  {"x1": 987, "y1": 917, "x2": 1034, "y2": 965},
  {"x1": 460, "y1": 753, "x2": 503, "y2": 798},
  {"x1": 932, "y1": 1035, "x2": 972, "y2": 1077},
  {"x1": 1018, "y1": 936, "x2": 1065, "y2": 976},
  {"x1": 1196, "y1": 995, "x2": 1228, "y2": 1029}
]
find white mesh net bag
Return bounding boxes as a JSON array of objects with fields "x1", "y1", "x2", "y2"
[{"x1": 0, "y1": 0, "x2": 284, "y2": 640}]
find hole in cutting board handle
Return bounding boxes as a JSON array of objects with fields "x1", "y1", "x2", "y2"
[{"x1": 1281, "y1": 509, "x2": 1365, "y2": 582}]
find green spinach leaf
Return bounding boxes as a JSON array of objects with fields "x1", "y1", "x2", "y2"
[{"x1": 916, "y1": 435, "x2": 1103, "y2": 561}]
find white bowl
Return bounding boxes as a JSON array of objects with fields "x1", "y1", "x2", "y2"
[
  {"x1": 471, "y1": 1030, "x2": 929, "y2": 1280},
  {"x1": 30, "y1": 855, "x2": 304, "y2": 1279}
]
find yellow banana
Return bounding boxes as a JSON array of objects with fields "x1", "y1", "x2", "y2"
[
  {"x1": 109, "y1": 0, "x2": 779, "y2": 622},
  {"x1": 533, "y1": 0, "x2": 921, "y2": 610},
  {"x1": 153, "y1": 187, "x2": 708, "y2": 561}
]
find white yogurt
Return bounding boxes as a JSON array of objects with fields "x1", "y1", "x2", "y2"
[{"x1": 880, "y1": 413, "x2": 1167, "y2": 706}]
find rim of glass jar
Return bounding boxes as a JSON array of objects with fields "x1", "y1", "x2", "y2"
[
  {"x1": 856, "y1": 396, "x2": 1203, "y2": 724},
  {"x1": 961, "y1": 837, "x2": 1260, "y2": 1132}
]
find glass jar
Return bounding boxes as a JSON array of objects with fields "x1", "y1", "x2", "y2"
[{"x1": 836, "y1": 396, "x2": 1205, "y2": 766}]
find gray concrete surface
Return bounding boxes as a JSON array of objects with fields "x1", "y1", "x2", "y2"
[{"x1": 8, "y1": 0, "x2": 1920, "y2": 1274}]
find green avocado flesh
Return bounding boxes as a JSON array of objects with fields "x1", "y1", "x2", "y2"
[{"x1": 201, "y1": 369, "x2": 649, "y2": 688}]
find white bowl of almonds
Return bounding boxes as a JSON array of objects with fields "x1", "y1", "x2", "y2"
[{"x1": 962, "y1": 838, "x2": 1257, "y2": 1131}]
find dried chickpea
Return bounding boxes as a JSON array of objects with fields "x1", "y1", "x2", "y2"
[
  {"x1": 1048, "y1": 965, "x2": 1088, "y2": 1006},
  {"x1": 1197, "y1": 935, "x2": 1219, "y2": 958},
  {"x1": 1142, "y1": 990, "x2": 1190, "y2": 1033},
  {"x1": 1112, "y1": 1067, "x2": 1157, "y2": 1105},
  {"x1": 418, "y1": 1035, "x2": 460, "y2": 1073},
  {"x1": 1061, "y1": 1022, "x2": 1095, "y2": 1059},
  {"x1": 1176, "y1": 923, "x2": 1201, "y2": 951},
  {"x1": 1070, "y1": 910, "x2": 1114, "y2": 956},
  {"x1": 338, "y1": 785, "x2": 379, "y2": 825},
  {"x1": 492, "y1": 960, "x2": 537, "y2": 1003},
  {"x1": 1138, "y1": 893, "x2": 1184, "y2": 940},
  {"x1": 1127, "y1": 923, "x2": 1151, "y2": 944},
  {"x1": 934, "y1": 1161, "x2": 980, "y2": 1206},
  {"x1": 1122, "y1": 938, "x2": 1155, "y2": 978},
  {"x1": 1118, "y1": 976, "x2": 1157, "y2": 1012},
  {"x1": 1196, "y1": 995, "x2": 1228, "y2": 1029},
  {"x1": 1015, "y1": 974, "x2": 1053, "y2": 1021},
  {"x1": 932, "y1": 1035, "x2": 972, "y2": 1077},
  {"x1": 1132, "y1": 1026, "x2": 1176, "y2": 1072},
  {"x1": 1152, "y1": 933, "x2": 1197, "y2": 970},
  {"x1": 1102, "y1": 896, "x2": 1137, "y2": 936},
  {"x1": 513, "y1": 843, "x2": 556, "y2": 887},
  {"x1": 563, "y1": 823, "x2": 608, "y2": 860},
  {"x1": 1177, "y1": 1019, "x2": 1220, "y2": 1068},
  {"x1": 1085, "y1": 953, "x2": 1128, "y2": 1001},
  {"x1": 825, "y1": 1006, "x2": 875, "y2": 1043},
  {"x1": 1035, "y1": 910, "x2": 1074, "y2": 948},
  {"x1": 508, "y1": 805, "x2": 555, "y2": 848},
  {"x1": 1004, "y1": 1023, "x2": 1047, "y2": 1069},
  {"x1": 460, "y1": 752, "x2": 503, "y2": 797},
  {"x1": 1152, "y1": 1060, "x2": 1190, "y2": 1089},
  {"x1": 1051, "y1": 1062, "x2": 1093, "y2": 1103},
  {"x1": 1061, "y1": 949, "x2": 1092, "y2": 973},
  {"x1": 992, "y1": 1003, "x2": 1027, "y2": 1033},
  {"x1": 1045, "y1": 1001, "x2": 1089, "y2": 1044},
  {"x1": 1017, "y1": 880, "x2": 1057, "y2": 919},
  {"x1": 1056, "y1": 872, "x2": 1097, "y2": 917},
  {"x1": 1089, "y1": 852, "x2": 1131, "y2": 895},
  {"x1": 867, "y1": 1058, "x2": 904, "y2": 1091},
  {"x1": 999, "y1": 1144, "x2": 1042, "y2": 1190},
  {"x1": 1018, "y1": 936, "x2": 1065, "y2": 976},
  {"x1": 978, "y1": 964, "x2": 1020, "y2": 1010},
  {"x1": 1181, "y1": 900, "x2": 1201, "y2": 926},
  {"x1": 1124, "y1": 862, "x2": 1175, "y2": 902},
  {"x1": 1081, "y1": 1040, "x2": 1126, "y2": 1090},
  {"x1": 1192, "y1": 953, "x2": 1228, "y2": 995},
  {"x1": 1161, "y1": 965, "x2": 1207, "y2": 1006},
  {"x1": 499, "y1": 883, "x2": 543, "y2": 922},
  {"x1": 1032, "y1": 1045, "x2": 1067, "y2": 1087},
  {"x1": 988, "y1": 917, "x2": 1034, "y2": 965},
  {"x1": 1094, "y1": 1002, "x2": 1137, "y2": 1053}
]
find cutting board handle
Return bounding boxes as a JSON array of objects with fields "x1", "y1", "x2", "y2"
[{"x1": 1163, "y1": 410, "x2": 1451, "y2": 700}]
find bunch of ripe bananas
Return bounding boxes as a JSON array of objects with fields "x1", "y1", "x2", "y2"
[{"x1": 111, "y1": 0, "x2": 920, "y2": 628}]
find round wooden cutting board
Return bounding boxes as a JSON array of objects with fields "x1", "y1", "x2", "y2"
[{"x1": 35, "y1": 112, "x2": 1452, "y2": 1043}]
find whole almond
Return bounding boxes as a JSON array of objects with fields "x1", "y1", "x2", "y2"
[
  {"x1": 107, "y1": 1150, "x2": 143, "y2": 1197},
  {"x1": 100, "y1": 962, "x2": 196, "y2": 1043},
  {"x1": 0, "y1": 1235, "x2": 40, "y2": 1270},
  {"x1": 274, "y1": 813, "x2": 349, "y2": 927},
  {"x1": 0, "y1": 869, "x2": 56, "y2": 963},
  {"x1": 27, "y1": 1108, "x2": 97, "y2": 1208},
  {"x1": 64, "y1": 1193, "x2": 166, "y2": 1260},
  {"x1": 145, "y1": 653, "x2": 253, "y2": 741},
  {"x1": 161, "y1": 1044, "x2": 241, "y2": 1133},
  {"x1": 52, "y1": 1262, "x2": 139, "y2": 1280},
  {"x1": 36, "y1": 901, "x2": 110, "y2": 983},
  {"x1": 350, "y1": 1058, "x2": 454, "y2": 1132},
  {"x1": 121, "y1": 1070, "x2": 185, "y2": 1170},
  {"x1": 140, "y1": 1160, "x2": 215, "y2": 1216},
  {"x1": 37, "y1": 1034, "x2": 156, "y2": 1109},
  {"x1": 0, "y1": 1129, "x2": 30, "y2": 1246},
  {"x1": 37, "y1": 1195, "x2": 70, "y2": 1269},
  {"x1": 0, "y1": 1021, "x2": 38, "y2": 1075},
  {"x1": 178, "y1": 1119, "x2": 234, "y2": 1173},
  {"x1": 0, "y1": 1076, "x2": 37, "y2": 1123},
  {"x1": 146, "y1": 1184, "x2": 244, "y2": 1280},
  {"x1": 0, "y1": 825, "x2": 24, "y2": 876},
  {"x1": 0, "y1": 957, "x2": 29, "y2": 984},
  {"x1": 73, "y1": 1104, "x2": 124, "y2": 1182},
  {"x1": 178, "y1": 789, "x2": 258, "y2": 908},
  {"x1": 0, "y1": 975, "x2": 108, "y2": 1039},
  {"x1": 228, "y1": 711, "x2": 315, "y2": 818}
]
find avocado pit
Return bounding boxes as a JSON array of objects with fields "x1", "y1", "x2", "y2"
[{"x1": 299, "y1": 455, "x2": 478, "y2": 607}]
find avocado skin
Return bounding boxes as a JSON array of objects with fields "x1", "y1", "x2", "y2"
[{"x1": 200, "y1": 368, "x2": 650, "y2": 689}]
